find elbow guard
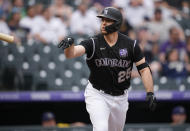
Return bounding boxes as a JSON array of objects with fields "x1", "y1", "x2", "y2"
[{"x1": 136, "y1": 62, "x2": 152, "y2": 74}]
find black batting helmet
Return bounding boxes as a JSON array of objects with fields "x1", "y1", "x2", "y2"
[{"x1": 97, "y1": 7, "x2": 122, "y2": 34}]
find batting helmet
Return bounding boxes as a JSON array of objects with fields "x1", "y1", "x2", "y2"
[{"x1": 97, "y1": 7, "x2": 122, "y2": 34}]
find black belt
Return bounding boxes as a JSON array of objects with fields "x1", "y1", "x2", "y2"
[{"x1": 93, "y1": 85, "x2": 125, "y2": 96}]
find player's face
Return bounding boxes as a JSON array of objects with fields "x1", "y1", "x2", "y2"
[
  {"x1": 172, "y1": 114, "x2": 186, "y2": 124},
  {"x1": 42, "y1": 119, "x2": 56, "y2": 127},
  {"x1": 100, "y1": 17, "x2": 114, "y2": 35}
]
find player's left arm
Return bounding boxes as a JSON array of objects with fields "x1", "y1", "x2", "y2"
[
  {"x1": 135, "y1": 58, "x2": 153, "y2": 93},
  {"x1": 133, "y1": 41, "x2": 156, "y2": 111},
  {"x1": 135, "y1": 58, "x2": 156, "y2": 111}
]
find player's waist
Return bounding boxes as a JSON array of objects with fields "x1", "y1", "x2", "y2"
[{"x1": 92, "y1": 84, "x2": 128, "y2": 96}]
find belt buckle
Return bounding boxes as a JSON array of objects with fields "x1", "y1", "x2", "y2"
[
  {"x1": 99, "y1": 90, "x2": 105, "y2": 94},
  {"x1": 100, "y1": 90, "x2": 111, "y2": 95},
  {"x1": 100, "y1": 89, "x2": 122, "y2": 96}
]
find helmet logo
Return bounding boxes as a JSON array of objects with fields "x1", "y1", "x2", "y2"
[{"x1": 104, "y1": 9, "x2": 108, "y2": 15}]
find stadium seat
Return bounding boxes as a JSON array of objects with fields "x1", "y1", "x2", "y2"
[
  {"x1": 159, "y1": 77, "x2": 179, "y2": 90},
  {"x1": 131, "y1": 77, "x2": 144, "y2": 90},
  {"x1": 0, "y1": 42, "x2": 8, "y2": 69},
  {"x1": 3, "y1": 41, "x2": 190, "y2": 92}
]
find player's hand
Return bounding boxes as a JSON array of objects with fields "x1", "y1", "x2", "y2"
[
  {"x1": 146, "y1": 92, "x2": 156, "y2": 111},
  {"x1": 58, "y1": 37, "x2": 74, "y2": 49}
]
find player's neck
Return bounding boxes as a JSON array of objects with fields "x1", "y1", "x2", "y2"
[{"x1": 104, "y1": 32, "x2": 118, "y2": 47}]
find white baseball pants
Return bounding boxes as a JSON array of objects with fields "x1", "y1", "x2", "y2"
[{"x1": 84, "y1": 82, "x2": 129, "y2": 131}]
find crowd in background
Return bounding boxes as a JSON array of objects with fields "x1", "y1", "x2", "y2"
[{"x1": 0, "y1": 0, "x2": 190, "y2": 79}]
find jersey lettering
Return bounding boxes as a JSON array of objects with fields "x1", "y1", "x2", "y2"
[{"x1": 95, "y1": 58, "x2": 131, "y2": 68}]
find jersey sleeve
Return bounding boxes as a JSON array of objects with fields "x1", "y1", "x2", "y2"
[
  {"x1": 79, "y1": 39, "x2": 93, "y2": 58},
  {"x1": 133, "y1": 40, "x2": 144, "y2": 62}
]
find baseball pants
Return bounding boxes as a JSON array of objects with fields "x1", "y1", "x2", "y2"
[{"x1": 84, "y1": 82, "x2": 129, "y2": 131}]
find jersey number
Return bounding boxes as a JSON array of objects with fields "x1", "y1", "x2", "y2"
[{"x1": 118, "y1": 68, "x2": 131, "y2": 83}]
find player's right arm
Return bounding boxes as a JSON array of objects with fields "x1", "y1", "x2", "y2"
[
  {"x1": 64, "y1": 44, "x2": 85, "y2": 59},
  {"x1": 58, "y1": 37, "x2": 93, "y2": 59}
]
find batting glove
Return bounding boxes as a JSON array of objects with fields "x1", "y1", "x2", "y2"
[
  {"x1": 146, "y1": 92, "x2": 156, "y2": 111},
  {"x1": 58, "y1": 37, "x2": 74, "y2": 49}
]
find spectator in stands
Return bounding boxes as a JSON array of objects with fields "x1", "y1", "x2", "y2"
[
  {"x1": 0, "y1": 0, "x2": 12, "y2": 17},
  {"x1": 112, "y1": 0, "x2": 128, "y2": 9},
  {"x1": 12, "y1": 0, "x2": 26, "y2": 17},
  {"x1": 34, "y1": 3, "x2": 43, "y2": 17},
  {"x1": 0, "y1": 10, "x2": 11, "y2": 35},
  {"x1": 136, "y1": 27, "x2": 161, "y2": 78},
  {"x1": 70, "y1": 2, "x2": 100, "y2": 36},
  {"x1": 33, "y1": 4, "x2": 44, "y2": 26},
  {"x1": 42, "y1": 112, "x2": 57, "y2": 127},
  {"x1": 171, "y1": 106, "x2": 187, "y2": 125},
  {"x1": 19, "y1": 5, "x2": 37, "y2": 42},
  {"x1": 161, "y1": 49, "x2": 187, "y2": 78},
  {"x1": 153, "y1": 0, "x2": 173, "y2": 19},
  {"x1": 19, "y1": 6, "x2": 36, "y2": 33},
  {"x1": 137, "y1": 27, "x2": 153, "y2": 62},
  {"x1": 8, "y1": 8, "x2": 21, "y2": 31},
  {"x1": 50, "y1": 0, "x2": 73, "y2": 26},
  {"x1": 125, "y1": 0, "x2": 148, "y2": 28},
  {"x1": 142, "y1": 0, "x2": 154, "y2": 18},
  {"x1": 118, "y1": 7, "x2": 133, "y2": 36},
  {"x1": 89, "y1": 2, "x2": 103, "y2": 15},
  {"x1": 7, "y1": 8, "x2": 22, "y2": 44},
  {"x1": 159, "y1": 27, "x2": 186, "y2": 63},
  {"x1": 181, "y1": 0, "x2": 190, "y2": 16},
  {"x1": 32, "y1": 7, "x2": 67, "y2": 44},
  {"x1": 0, "y1": 9, "x2": 21, "y2": 44},
  {"x1": 146, "y1": 8, "x2": 183, "y2": 44}
]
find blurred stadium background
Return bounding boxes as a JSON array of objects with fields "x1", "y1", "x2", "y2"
[{"x1": 0, "y1": 0, "x2": 190, "y2": 130}]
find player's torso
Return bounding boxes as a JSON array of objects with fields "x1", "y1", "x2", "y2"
[{"x1": 87, "y1": 33, "x2": 135, "y2": 91}]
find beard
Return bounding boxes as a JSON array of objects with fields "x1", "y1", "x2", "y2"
[
  {"x1": 101, "y1": 31, "x2": 108, "y2": 35},
  {"x1": 101, "y1": 28, "x2": 108, "y2": 35}
]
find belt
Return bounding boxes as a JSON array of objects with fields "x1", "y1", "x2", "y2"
[{"x1": 93, "y1": 85, "x2": 125, "y2": 96}]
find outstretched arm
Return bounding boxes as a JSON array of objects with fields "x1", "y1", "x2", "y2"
[
  {"x1": 64, "y1": 44, "x2": 85, "y2": 59},
  {"x1": 58, "y1": 37, "x2": 86, "y2": 59}
]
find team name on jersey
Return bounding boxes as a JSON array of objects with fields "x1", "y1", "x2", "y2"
[{"x1": 95, "y1": 58, "x2": 131, "y2": 68}]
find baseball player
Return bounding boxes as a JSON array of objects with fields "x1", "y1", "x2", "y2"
[{"x1": 58, "y1": 7, "x2": 156, "y2": 131}]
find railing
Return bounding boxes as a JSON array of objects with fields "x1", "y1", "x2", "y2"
[
  {"x1": 0, "y1": 124, "x2": 190, "y2": 131},
  {"x1": 0, "y1": 90, "x2": 190, "y2": 102}
]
